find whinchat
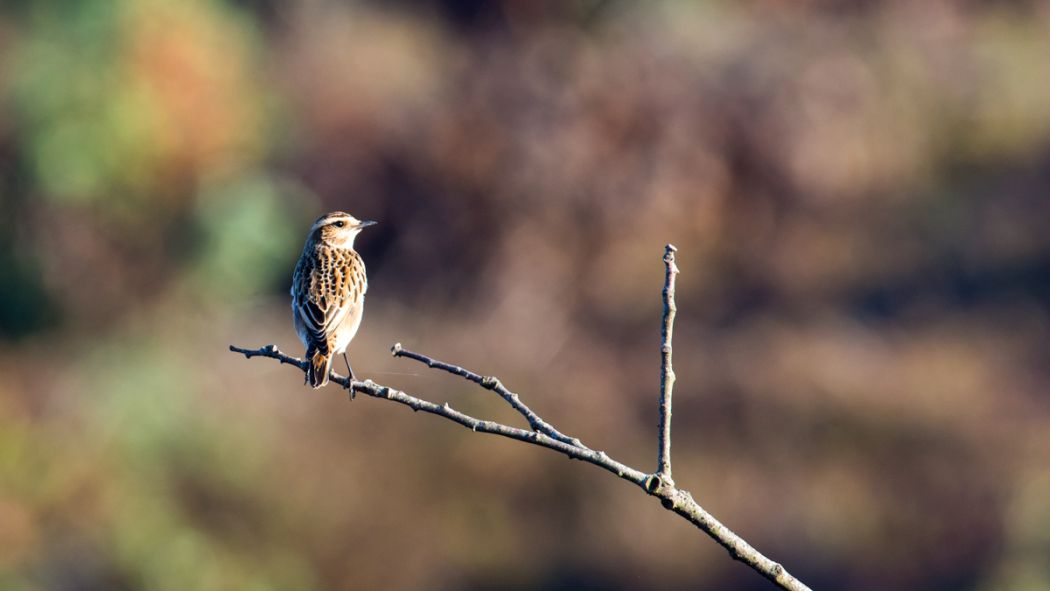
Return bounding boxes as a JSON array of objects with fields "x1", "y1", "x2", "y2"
[{"x1": 291, "y1": 211, "x2": 376, "y2": 389}]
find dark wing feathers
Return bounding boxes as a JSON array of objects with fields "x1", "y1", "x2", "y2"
[
  {"x1": 293, "y1": 246, "x2": 367, "y2": 352},
  {"x1": 303, "y1": 299, "x2": 326, "y2": 330}
]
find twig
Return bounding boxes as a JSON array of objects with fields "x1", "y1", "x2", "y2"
[
  {"x1": 228, "y1": 247, "x2": 811, "y2": 591},
  {"x1": 228, "y1": 344, "x2": 642, "y2": 480},
  {"x1": 657, "y1": 244, "x2": 678, "y2": 485},
  {"x1": 391, "y1": 343, "x2": 586, "y2": 449}
]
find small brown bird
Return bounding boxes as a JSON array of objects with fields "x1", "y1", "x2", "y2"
[{"x1": 291, "y1": 211, "x2": 376, "y2": 389}]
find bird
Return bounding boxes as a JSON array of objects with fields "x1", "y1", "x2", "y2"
[{"x1": 291, "y1": 211, "x2": 376, "y2": 391}]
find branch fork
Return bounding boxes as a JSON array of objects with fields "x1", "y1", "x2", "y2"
[{"x1": 230, "y1": 245, "x2": 810, "y2": 591}]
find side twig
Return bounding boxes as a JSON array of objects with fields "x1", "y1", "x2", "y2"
[
  {"x1": 391, "y1": 343, "x2": 586, "y2": 449},
  {"x1": 228, "y1": 345, "x2": 643, "y2": 481},
  {"x1": 657, "y1": 243, "x2": 678, "y2": 485},
  {"x1": 229, "y1": 245, "x2": 811, "y2": 591}
]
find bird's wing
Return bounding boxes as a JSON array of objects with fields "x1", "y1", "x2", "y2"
[{"x1": 292, "y1": 249, "x2": 362, "y2": 353}]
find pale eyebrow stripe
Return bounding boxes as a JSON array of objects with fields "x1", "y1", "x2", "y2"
[{"x1": 309, "y1": 215, "x2": 353, "y2": 233}]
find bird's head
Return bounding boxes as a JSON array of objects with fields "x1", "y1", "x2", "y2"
[{"x1": 310, "y1": 211, "x2": 377, "y2": 248}]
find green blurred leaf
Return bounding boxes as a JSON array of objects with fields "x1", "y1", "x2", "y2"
[{"x1": 189, "y1": 173, "x2": 308, "y2": 301}]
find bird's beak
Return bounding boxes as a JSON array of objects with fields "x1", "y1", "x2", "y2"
[{"x1": 357, "y1": 220, "x2": 378, "y2": 228}]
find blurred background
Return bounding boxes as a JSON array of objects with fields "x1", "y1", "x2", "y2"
[{"x1": 1, "y1": 1, "x2": 1048, "y2": 589}]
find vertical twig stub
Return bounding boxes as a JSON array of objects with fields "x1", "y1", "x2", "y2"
[{"x1": 657, "y1": 244, "x2": 679, "y2": 485}]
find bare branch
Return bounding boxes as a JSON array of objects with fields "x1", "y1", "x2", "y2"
[
  {"x1": 391, "y1": 343, "x2": 586, "y2": 448},
  {"x1": 229, "y1": 344, "x2": 643, "y2": 482},
  {"x1": 228, "y1": 248, "x2": 812, "y2": 591},
  {"x1": 230, "y1": 343, "x2": 810, "y2": 590},
  {"x1": 657, "y1": 243, "x2": 679, "y2": 485}
]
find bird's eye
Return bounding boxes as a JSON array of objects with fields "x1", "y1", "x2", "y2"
[{"x1": 334, "y1": 221, "x2": 345, "y2": 228}]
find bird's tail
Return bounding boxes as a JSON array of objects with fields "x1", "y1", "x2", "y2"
[{"x1": 307, "y1": 348, "x2": 333, "y2": 388}]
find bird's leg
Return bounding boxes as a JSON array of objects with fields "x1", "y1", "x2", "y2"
[{"x1": 343, "y1": 352, "x2": 357, "y2": 400}]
